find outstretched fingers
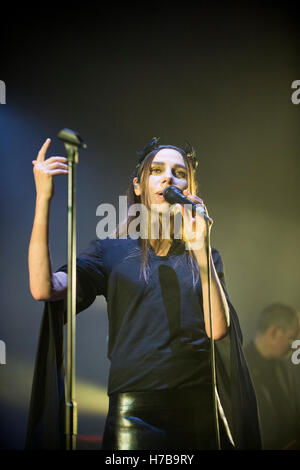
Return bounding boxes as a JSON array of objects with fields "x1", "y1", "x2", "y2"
[
  {"x1": 36, "y1": 138, "x2": 51, "y2": 162},
  {"x1": 49, "y1": 169, "x2": 69, "y2": 175},
  {"x1": 32, "y1": 156, "x2": 68, "y2": 168},
  {"x1": 47, "y1": 161, "x2": 68, "y2": 170},
  {"x1": 48, "y1": 161, "x2": 69, "y2": 175}
]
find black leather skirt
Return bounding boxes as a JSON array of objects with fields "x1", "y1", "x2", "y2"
[{"x1": 101, "y1": 385, "x2": 226, "y2": 450}]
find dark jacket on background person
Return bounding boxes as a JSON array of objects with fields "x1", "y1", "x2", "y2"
[{"x1": 244, "y1": 340, "x2": 300, "y2": 449}]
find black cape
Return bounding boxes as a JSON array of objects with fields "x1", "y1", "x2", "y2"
[{"x1": 25, "y1": 260, "x2": 261, "y2": 449}]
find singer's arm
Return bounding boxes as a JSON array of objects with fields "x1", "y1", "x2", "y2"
[
  {"x1": 182, "y1": 189, "x2": 230, "y2": 340},
  {"x1": 28, "y1": 194, "x2": 68, "y2": 301},
  {"x1": 28, "y1": 138, "x2": 68, "y2": 301},
  {"x1": 194, "y1": 245, "x2": 230, "y2": 340}
]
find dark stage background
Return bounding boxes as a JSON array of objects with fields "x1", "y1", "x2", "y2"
[{"x1": 0, "y1": 1, "x2": 299, "y2": 449}]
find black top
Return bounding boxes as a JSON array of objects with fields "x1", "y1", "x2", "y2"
[
  {"x1": 26, "y1": 238, "x2": 262, "y2": 449},
  {"x1": 58, "y1": 238, "x2": 218, "y2": 394}
]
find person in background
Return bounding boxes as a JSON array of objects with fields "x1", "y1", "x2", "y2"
[{"x1": 244, "y1": 303, "x2": 300, "y2": 449}]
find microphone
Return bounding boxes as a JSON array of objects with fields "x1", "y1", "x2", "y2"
[{"x1": 162, "y1": 185, "x2": 208, "y2": 219}]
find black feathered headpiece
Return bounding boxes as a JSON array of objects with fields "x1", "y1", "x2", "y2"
[{"x1": 135, "y1": 137, "x2": 198, "y2": 175}]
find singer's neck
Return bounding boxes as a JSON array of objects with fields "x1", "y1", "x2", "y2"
[
  {"x1": 150, "y1": 238, "x2": 173, "y2": 256},
  {"x1": 151, "y1": 214, "x2": 174, "y2": 254},
  {"x1": 149, "y1": 212, "x2": 178, "y2": 255}
]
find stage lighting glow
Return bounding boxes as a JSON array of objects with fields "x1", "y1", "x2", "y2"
[{"x1": 0, "y1": 358, "x2": 108, "y2": 416}]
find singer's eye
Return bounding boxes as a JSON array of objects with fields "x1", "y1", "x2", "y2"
[
  {"x1": 150, "y1": 167, "x2": 161, "y2": 174},
  {"x1": 174, "y1": 169, "x2": 187, "y2": 179}
]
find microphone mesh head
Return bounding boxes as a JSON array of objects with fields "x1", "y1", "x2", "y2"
[{"x1": 162, "y1": 186, "x2": 183, "y2": 205}]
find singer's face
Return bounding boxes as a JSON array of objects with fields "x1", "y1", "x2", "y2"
[
  {"x1": 147, "y1": 148, "x2": 188, "y2": 213},
  {"x1": 270, "y1": 320, "x2": 299, "y2": 358}
]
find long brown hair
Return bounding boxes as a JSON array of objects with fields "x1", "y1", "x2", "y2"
[{"x1": 117, "y1": 145, "x2": 201, "y2": 285}]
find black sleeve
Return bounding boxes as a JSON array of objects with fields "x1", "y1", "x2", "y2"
[
  {"x1": 211, "y1": 248, "x2": 262, "y2": 449},
  {"x1": 55, "y1": 238, "x2": 107, "y2": 313}
]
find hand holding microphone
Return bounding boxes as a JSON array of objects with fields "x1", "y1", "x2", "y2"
[
  {"x1": 162, "y1": 185, "x2": 213, "y2": 225},
  {"x1": 162, "y1": 185, "x2": 213, "y2": 250}
]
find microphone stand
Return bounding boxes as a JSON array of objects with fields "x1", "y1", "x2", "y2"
[
  {"x1": 57, "y1": 128, "x2": 87, "y2": 451},
  {"x1": 204, "y1": 216, "x2": 221, "y2": 450}
]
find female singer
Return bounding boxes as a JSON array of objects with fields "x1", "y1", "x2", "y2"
[{"x1": 27, "y1": 137, "x2": 261, "y2": 450}]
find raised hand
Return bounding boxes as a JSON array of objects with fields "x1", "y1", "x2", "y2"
[{"x1": 32, "y1": 138, "x2": 68, "y2": 200}]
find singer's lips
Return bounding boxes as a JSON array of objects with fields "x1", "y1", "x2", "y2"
[
  {"x1": 155, "y1": 190, "x2": 166, "y2": 201},
  {"x1": 156, "y1": 187, "x2": 171, "y2": 195}
]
